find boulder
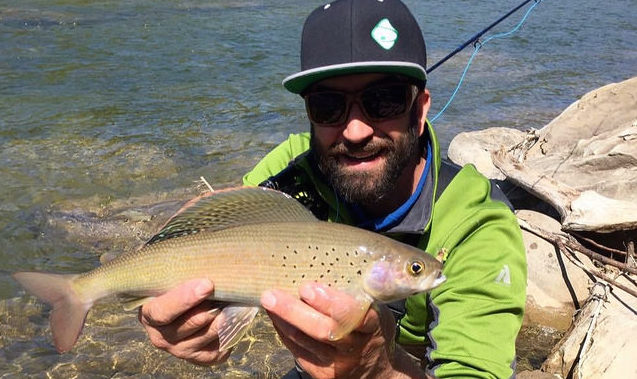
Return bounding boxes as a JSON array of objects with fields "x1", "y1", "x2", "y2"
[
  {"x1": 518, "y1": 210, "x2": 591, "y2": 331},
  {"x1": 447, "y1": 127, "x2": 526, "y2": 180},
  {"x1": 542, "y1": 278, "x2": 637, "y2": 378},
  {"x1": 450, "y1": 76, "x2": 637, "y2": 233},
  {"x1": 448, "y1": 77, "x2": 637, "y2": 378}
]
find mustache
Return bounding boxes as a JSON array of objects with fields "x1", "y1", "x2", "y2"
[{"x1": 327, "y1": 140, "x2": 393, "y2": 156}]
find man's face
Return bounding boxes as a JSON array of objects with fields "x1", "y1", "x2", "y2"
[{"x1": 306, "y1": 74, "x2": 429, "y2": 206}]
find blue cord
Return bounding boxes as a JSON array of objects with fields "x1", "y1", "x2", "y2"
[{"x1": 431, "y1": 0, "x2": 543, "y2": 123}]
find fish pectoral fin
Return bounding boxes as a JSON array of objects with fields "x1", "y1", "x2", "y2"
[
  {"x1": 327, "y1": 292, "x2": 373, "y2": 341},
  {"x1": 216, "y1": 305, "x2": 259, "y2": 351},
  {"x1": 120, "y1": 296, "x2": 155, "y2": 311}
]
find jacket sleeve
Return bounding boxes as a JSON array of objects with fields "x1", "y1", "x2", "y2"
[
  {"x1": 410, "y1": 165, "x2": 527, "y2": 378},
  {"x1": 427, "y1": 210, "x2": 526, "y2": 378}
]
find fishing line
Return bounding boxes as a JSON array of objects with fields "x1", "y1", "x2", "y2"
[{"x1": 429, "y1": 0, "x2": 544, "y2": 123}]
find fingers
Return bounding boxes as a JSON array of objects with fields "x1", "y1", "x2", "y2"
[
  {"x1": 269, "y1": 312, "x2": 334, "y2": 366},
  {"x1": 261, "y1": 287, "x2": 338, "y2": 342},
  {"x1": 299, "y1": 282, "x2": 374, "y2": 339},
  {"x1": 143, "y1": 301, "x2": 218, "y2": 346},
  {"x1": 261, "y1": 284, "x2": 378, "y2": 349},
  {"x1": 138, "y1": 279, "x2": 231, "y2": 365},
  {"x1": 140, "y1": 279, "x2": 214, "y2": 327},
  {"x1": 262, "y1": 285, "x2": 395, "y2": 378}
]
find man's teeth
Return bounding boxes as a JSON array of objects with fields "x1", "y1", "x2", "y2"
[{"x1": 347, "y1": 152, "x2": 379, "y2": 160}]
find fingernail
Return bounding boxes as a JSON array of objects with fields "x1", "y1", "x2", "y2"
[
  {"x1": 314, "y1": 284, "x2": 328, "y2": 298},
  {"x1": 195, "y1": 280, "x2": 213, "y2": 297},
  {"x1": 207, "y1": 307, "x2": 221, "y2": 317},
  {"x1": 261, "y1": 291, "x2": 276, "y2": 310},
  {"x1": 299, "y1": 284, "x2": 315, "y2": 302}
]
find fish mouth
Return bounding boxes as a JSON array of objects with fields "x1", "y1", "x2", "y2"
[{"x1": 432, "y1": 271, "x2": 446, "y2": 288}]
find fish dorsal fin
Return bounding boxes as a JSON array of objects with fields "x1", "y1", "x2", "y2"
[{"x1": 146, "y1": 187, "x2": 317, "y2": 245}]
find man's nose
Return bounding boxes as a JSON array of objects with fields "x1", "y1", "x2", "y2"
[{"x1": 341, "y1": 103, "x2": 374, "y2": 144}]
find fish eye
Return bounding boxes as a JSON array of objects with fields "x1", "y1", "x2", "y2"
[{"x1": 408, "y1": 260, "x2": 425, "y2": 276}]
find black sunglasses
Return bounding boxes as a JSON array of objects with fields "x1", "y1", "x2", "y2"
[{"x1": 303, "y1": 82, "x2": 420, "y2": 126}]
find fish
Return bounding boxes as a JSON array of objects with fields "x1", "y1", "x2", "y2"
[{"x1": 13, "y1": 186, "x2": 446, "y2": 354}]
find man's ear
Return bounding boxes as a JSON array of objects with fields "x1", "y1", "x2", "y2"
[{"x1": 416, "y1": 89, "x2": 431, "y2": 137}]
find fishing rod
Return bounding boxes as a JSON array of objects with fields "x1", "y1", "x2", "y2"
[{"x1": 426, "y1": 0, "x2": 538, "y2": 73}]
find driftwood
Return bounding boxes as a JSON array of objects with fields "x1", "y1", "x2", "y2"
[{"x1": 518, "y1": 218, "x2": 637, "y2": 298}]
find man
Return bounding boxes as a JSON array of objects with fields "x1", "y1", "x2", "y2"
[{"x1": 139, "y1": 0, "x2": 527, "y2": 377}]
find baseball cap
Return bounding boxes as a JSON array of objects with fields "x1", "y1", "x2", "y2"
[{"x1": 283, "y1": 0, "x2": 427, "y2": 94}]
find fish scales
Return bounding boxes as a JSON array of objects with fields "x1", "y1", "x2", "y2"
[
  {"x1": 13, "y1": 186, "x2": 445, "y2": 353},
  {"x1": 74, "y1": 221, "x2": 385, "y2": 304}
]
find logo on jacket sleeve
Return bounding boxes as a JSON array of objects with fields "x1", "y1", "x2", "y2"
[{"x1": 495, "y1": 264, "x2": 511, "y2": 285}]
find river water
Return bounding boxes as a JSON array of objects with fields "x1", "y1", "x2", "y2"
[{"x1": 1, "y1": 0, "x2": 635, "y2": 377}]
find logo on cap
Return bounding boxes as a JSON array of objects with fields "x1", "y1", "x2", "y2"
[{"x1": 371, "y1": 18, "x2": 398, "y2": 50}]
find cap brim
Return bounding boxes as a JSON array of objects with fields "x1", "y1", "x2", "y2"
[{"x1": 282, "y1": 62, "x2": 427, "y2": 94}]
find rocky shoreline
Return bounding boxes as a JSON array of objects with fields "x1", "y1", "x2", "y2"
[{"x1": 449, "y1": 76, "x2": 637, "y2": 378}]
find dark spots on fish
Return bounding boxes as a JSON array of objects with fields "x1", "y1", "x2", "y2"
[
  {"x1": 347, "y1": 279, "x2": 351, "y2": 284},
  {"x1": 292, "y1": 279, "x2": 296, "y2": 284},
  {"x1": 327, "y1": 269, "x2": 331, "y2": 273},
  {"x1": 349, "y1": 262, "x2": 354, "y2": 266},
  {"x1": 327, "y1": 283, "x2": 332, "y2": 287},
  {"x1": 309, "y1": 264, "x2": 314, "y2": 268},
  {"x1": 283, "y1": 255, "x2": 287, "y2": 260},
  {"x1": 335, "y1": 257, "x2": 340, "y2": 262},
  {"x1": 271, "y1": 254, "x2": 275, "y2": 258},
  {"x1": 293, "y1": 265, "x2": 297, "y2": 269},
  {"x1": 315, "y1": 246, "x2": 319, "y2": 251},
  {"x1": 321, "y1": 262, "x2": 325, "y2": 266},
  {"x1": 294, "y1": 249, "x2": 299, "y2": 255},
  {"x1": 345, "y1": 252, "x2": 350, "y2": 257},
  {"x1": 320, "y1": 274, "x2": 324, "y2": 278},
  {"x1": 363, "y1": 259, "x2": 368, "y2": 264},
  {"x1": 331, "y1": 248, "x2": 336, "y2": 252},
  {"x1": 282, "y1": 263, "x2": 286, "y2": 267},
  {"x1": 312, "y1": 255, "x2": 317, "y2": 260},
  {"x1": 301, "y1": 274, "x2": 306, "y2": 278},
  {"x1": 356, "y1": 270, "x2": 362, "y2": 276},
  {"x1": 329, "y1": 262, "x2": 334, "y2": 266},
  {"x1": 354, "y1": 250, "x2": 359, "y2": 256}
]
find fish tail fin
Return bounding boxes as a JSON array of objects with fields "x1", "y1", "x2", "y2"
[{"x1": 13, "y1": 272, "x2": 92, "y2": 353}]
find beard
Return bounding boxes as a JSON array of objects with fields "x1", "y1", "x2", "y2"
[{"x1": 311, "y1": 111, "x2": 422, "y2": 207}]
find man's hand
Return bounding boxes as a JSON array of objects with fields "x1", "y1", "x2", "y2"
[
  {"x1": 261, "y1": 282, "x2": 425, "y2": 378},
  {"x1": 138, "y1": 279, "x2": 231, "y2": 366}
]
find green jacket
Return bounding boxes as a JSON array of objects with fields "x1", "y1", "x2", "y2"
[{"x1": 243, "y1": 123, "x2": 526, "y2": 379}]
